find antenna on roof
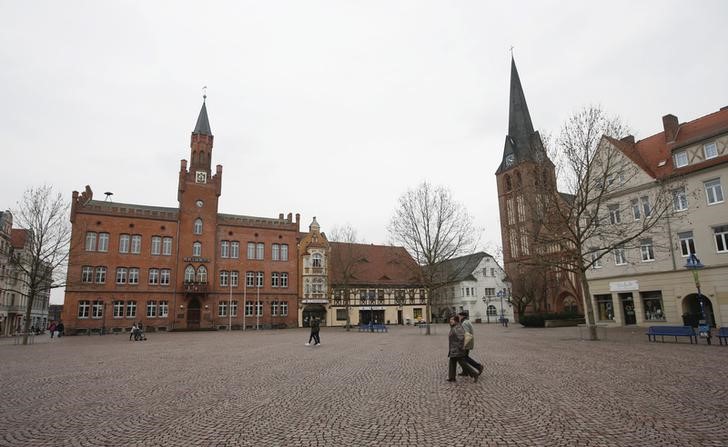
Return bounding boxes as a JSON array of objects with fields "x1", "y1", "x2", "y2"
[{"x1": 104, "y1": 192, "x2": 113, "y2": 202}]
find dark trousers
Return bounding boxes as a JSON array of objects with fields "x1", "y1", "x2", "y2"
[
  {"x1": 461, "y1": 350, "x2": 482, "y2": 373},
  {"x1": 449, "y1": 356, "x2": 477, "y2": 380},
  {"x1": 308, "y1": 331, "x2": 320, "y2": 344}
]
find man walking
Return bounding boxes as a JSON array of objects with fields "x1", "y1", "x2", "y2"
[
  {"x1": 458, "y1": 311, "x2": 484, "y2": 377},
  {"x1": 306, "y1": 317, "x2": 321, "y2": 346}
]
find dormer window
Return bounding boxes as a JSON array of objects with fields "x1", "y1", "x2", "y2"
[
  {"x1": 673, "y1": 150, "x2": 688, "y2": 168},
  {"x1": 704, "y1": 142, "x2": 718, "y2": 160}
]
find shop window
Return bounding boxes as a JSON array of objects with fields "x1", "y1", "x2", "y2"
[
  {"x1": 641, "y1": 291, "x2": 665, "y2": 321},
  {"x1": 595, "y1": 294, "x2": 614, "y2": 320}
]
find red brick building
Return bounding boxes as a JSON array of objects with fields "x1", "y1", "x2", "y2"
[{"x1": 62, "y1": 99, "x2": 300, "y2": 333}]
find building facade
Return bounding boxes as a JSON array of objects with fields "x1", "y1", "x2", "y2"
[
  {"x1": 495, "y1": 58, "x2": 582, "y2": 318},
  {"x1": 431, "y1": 252, "x2": 512, "y2": 324},
  {"x1": 586, "y1": 108, "x2": 728, "y2": 328},
  {"x1": 298, "y1": 217, "x2": 330, "y2": 326},
  {"x1": 62, "y1": 99, "x2": 300, "y2": 334}
]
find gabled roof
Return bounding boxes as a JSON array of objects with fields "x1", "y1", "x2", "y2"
[
  {"x1": 431, "y1": 252, "x2": 492, "y2": 284},
  {"x1": 329, "y1": 242, "x2": 422, "y2": 287},
  {"x1": 606, "y1": 107, "x2": 728, "y2": 179}
]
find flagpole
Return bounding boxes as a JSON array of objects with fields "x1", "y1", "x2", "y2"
[{"x1": 228, "y1": 274, "x2": 232, "y2": 331}]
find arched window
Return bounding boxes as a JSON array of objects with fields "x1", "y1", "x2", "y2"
[
  {"x1": 515, "y1": 170, "x2": 522, "y2": 187},
  {"x1": 312, "y1": 253, "x2": 322, "y2": 268},
  {"x1": 184, "y1": 265, "x2": 195, "y2": 282},
  {"x1": 534, "y1": 168, "x2": 540, "y2": 185},
  {"x1": 562, "y1": 296, "x2": 578, "y2": 314},
  {"x1": 505, "y1": 174, "x2": 512, "y2": 191},
  {"x1": 193, "y1": 218, "x2": 203, "y2": 235},
  {"x1": 192, "y1": 242, "x2": 202, "y2": 257},
  {"x1": 197, "y1": 266, "x2": 208, "y2": 283},
  {"x1": 487, "y1": 305, "x2": 498, "y2": 316}
]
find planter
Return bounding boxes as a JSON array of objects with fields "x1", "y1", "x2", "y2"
[{"x1": 544, "y1": 318, "x2": 585, "y2": 328}]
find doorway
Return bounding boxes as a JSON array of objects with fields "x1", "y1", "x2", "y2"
[
  {"x1": 187, "y1": 298, "x2": 201, "y2": 329},
  {"x1": 359, "y1": 309, "x2": 384, "y2": 325},
  {"x1": 619, "y1": 293, "x2": 636, "y2": 325},
  {"x1": 397, "y1": 309, "x2": 403, "y2": 325},
  {"x1": 682, "y1": 294, "x2": 715, "y2": 327},
  {"x1": 303, "y1": 305, "x2": 327, "y2": 327}
]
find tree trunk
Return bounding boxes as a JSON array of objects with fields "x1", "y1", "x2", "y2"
[
  {"x1": 425, "y1": 288, "x2": 432, "y2": 335},
  {"x1": 22, "y1": 291, "x2": 35, "y2": 346},
  {"x1": 578, "y1": 270, "x2": 598, "y2": 340}
]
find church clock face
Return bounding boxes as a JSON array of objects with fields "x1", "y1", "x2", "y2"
[{"x1": 195, "y1": 171, "x2": 207, "y2": 183}]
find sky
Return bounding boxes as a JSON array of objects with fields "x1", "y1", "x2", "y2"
[{"x1": 2, "y1": 1, "x2": 728, "y2": 304}]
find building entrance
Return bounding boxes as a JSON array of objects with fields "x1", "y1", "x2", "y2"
[
  {"x1": 682, "y1": 294, "x2": 715, "y2": 327},
  {"x1": 359, "y1": 309, "x2": 385, "y2": 325},
  {"x1": 303, "y1": 305, "x2": 326, "y2": 327},
  {"x1": 619, "y1": 293, "x2": 636, "y2": 325},
  {"x1": 187, "y1": 297, "x2": 201, "y2": 329}
]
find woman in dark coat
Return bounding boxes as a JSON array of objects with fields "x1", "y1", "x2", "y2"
[{"x1": 447, "y1": 315, "x2": 479, "y2": 382}]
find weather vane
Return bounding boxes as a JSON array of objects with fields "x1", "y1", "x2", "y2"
[
  {"x1": 202, "y1": 85, "x2": 207, "y2": 100},
  {"x1": 509, "y1": 46, "x2": 514, "y2": 57}
]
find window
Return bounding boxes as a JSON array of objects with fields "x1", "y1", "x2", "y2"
[
  {"x1": 590, "y1": 250, "x2": 602, "y2": 269},
  {"x1": 256, "y1": 243, "x2": 264, "y2": 260},
  {"x1": 197, "y1": 266, "x2": 208, "y2": 283},
  {"x1": 281, "y1": 272, "x2": 288, "y2": 288},
  {"x1": 595, "y1": 294, "x2": 614, "y2": 321},
  {"x1": 246, "y1": 271, "x2": 255, "y2": 287},
  {"x1": 159, "y1": 301, "x2": 169, "y2": 318},
  {"x1": 81, "y1": 266, "x2": 94, "y2": 283},
  {"x1": 92, "y1": 300, "x2": 104, "y2": 319},
  {"x1": 192, "y1": 242, "x2": 202, "y2": 257},
  {"x1": 151, "y1": 236, "x2": 162, "y2": 255},
  {"x1": 271, "y1": 301, "x2": 279, "y2": 316},
  {"x1": 113, "y1": 300, "x2": 124, "y2": 318},
  {"x1": 149, "y1": 268, "x2": 159, "y2": 285},
  {"x1": 641, "y1": 291, "x2": 665, "y2": 321},
  {"x1": 119, "y1": 234, "x2": 130, "y2": 253},
  {"x1": 247, "y1": 242, "x2": 255, "y2": 259},
  {"x1": 336, "y1": 309, "x2": 347, "y2": 321},
  {"x1": 678, "y1": 231, "x2": 695, "y2": 257},
  {"x1": 160, "y1": 269, "x2": 171, "y2": 285},
  {"x1": 218, "y1": 301, "x2": 227, "y2": 317},
  {"x1": 704, "y1": 142, "x2": 718, "y2": 160},
  {"x1": 220, "y1": 270, "x2": 229, "y2": 287},
  {"x1": 413, "y1": 308, "x2": 423, "y2": 320},
  {"x1": 613, "y1": 246, "x2": 626, "y2": 265},
  {"x1": 641, "y1": 196, "x2": 652, "y2": 218},
  {"x1": 193, "y1": 218, "x2": 203, "y2": 235},
  {"x1": 230, "y1": 301, "x2": 238, "y2": 317},
  {"x1": 130, "y1": 235, "x2": 142, "y2": 254},
  {"x1": 98, "y1": 233, "x2": 109, "y2": 252},
  {"x1": 184, "y1": 265, "x2": 195, "y2": 282},
  {"x1": 673, "y1": 150, "x2": 688, "y2": 168},
  {"x1": 220, "y1": 241, "x2": 229, "y2": 258},
  {"x1": 484, "y1": 288, "x2": 495, "y2": 297},
  {"x1": 78, "y1": 300, "x2": 90, "y2": 318},
  {"x1": 230, "y1": 241, "x2": 239, "y2": 259},
  {"x1": 640, "y1": 239, "x2": 655, "y2": 262},
  {"x1": 147, "y1": 301, "x2": 157, "y2": 318},
  {"x1": 256, "y1": 272, "x2": 264, "y2": 287},
  {"x1": 95, "y1": 266, "x2": 107, "y2": 283},
  {"x1": 631, "y1": 199, "x2": 641, "y2": 220},
  {"x1": 245, "y1": 301, "x2": 254, "y2": 316},
  {"x1": 490, "y1": 268, "x2": 495, "y2": 277},
  {"x1": 272, "y1": 244, "x2": 280, "y2": 261},
  {"x1": 162, "y1": 237, "x2": 173, "y2": 256},
  {"x1": 271, "y1": 272, "x2": 279, "y2": 287},
  {"x1": 84, "y1": 232, "x2": 98, "y2": 251},
  {"x1": 126, "y1": 301, "x2": 137, "y2": 318},
  {"x1": 256, "y1": 301, "x2": 263, "y2": 316},
  {"x1": 673, "y1": 188, "x2": 688, "y2": 211},
  {"x1": 715, "y1": 225, "x2": 728, "y2": 253},
  {"x1": 230, "y1": 271, "x2": 239, "y2": 287},
  {"x1": 312, "y1": 253, "x2": 322, "y2": 268},
  {"x1": 704, "y1": 178, "x2": 724, "y2": 205},
  {"x1": 280, "y1": 244, "x2": 288, "y2": 261},
  {"x1": 128, "y1": 268, "x2": 139, "y2": 284},
  {"x1": 609, "y1": 205, "x2": 621, "y2": 224},
  {"x1": 116, "y1": 267, "x2": 128, "y2": 284}
]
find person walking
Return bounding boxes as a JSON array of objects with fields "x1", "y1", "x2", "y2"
[
  {"x1": 306, "y1": 317, "x2": 321, "y2": 346},
  {"x1": 458, "y1": 311, "x2": 484, "y2": 377},
  {"x1": 130, "y1": 323, "x2": 138, "y2": 341},
  {"x1": 447, "y1": 315, "x2": 479, "y2": 383},
  {"x1": 56, "y1": 322, "x2": 64, "y2": 337},
  {"x1": 48, "y1": 322, "x2": 57, "y2": 339}
]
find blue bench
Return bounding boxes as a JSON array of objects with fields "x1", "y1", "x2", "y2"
[
  {"x1": 718, "y1": 327, "x2": 728, "y2": 346},
  {"x1": 358, "y1": 324, "x2": 388, "y2": 333},
  {"x1": 646, "y1": 326, "x2": 697, "y2": 344}
]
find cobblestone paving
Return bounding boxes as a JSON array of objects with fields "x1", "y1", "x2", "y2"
[{"x1": 1, "y1": 324, "x2": 727, "y2": 446}]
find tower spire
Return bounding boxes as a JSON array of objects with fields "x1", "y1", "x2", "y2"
[{"x1": 193, "y1": 90, "x2": 212, "y2": 136}]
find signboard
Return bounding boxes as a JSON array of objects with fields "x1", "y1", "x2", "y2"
[
  {"x1": 183, "y1": 257, "x2": 209, "y2": 263},
  {"x1": 609, "y1": 280, "x2": 639, "y2": 292},
  {"x1": 302, "y1": 299, "x2": 328, "y2": 304}
]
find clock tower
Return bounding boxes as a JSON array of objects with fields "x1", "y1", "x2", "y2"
[{"x1": 495, "y1": 58, "x2": 576, "y2": 317}]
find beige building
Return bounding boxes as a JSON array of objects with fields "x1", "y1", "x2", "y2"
[{"x1": 586, "y1": 108, "x2": 728, "y2": 328}]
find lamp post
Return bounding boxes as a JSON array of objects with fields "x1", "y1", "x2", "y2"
[
  {"x1": 228, "y1": 276, "x2": 233, "y2": 331},
  {"x1": 243, "y1": 282, "x2": 247, "y2": 331},
  {"x1": 496, "y1": 289, "x2": 511, "y2": 327},
  {"x1": 256, "y1": 281, "x2": 260, "y2": 331},
  {"x1": 684, "y1": 253, "x2": 711, "y2": 343},
  {"x1": 482, "y1": 295, "x2": 492, "y2": 324}
]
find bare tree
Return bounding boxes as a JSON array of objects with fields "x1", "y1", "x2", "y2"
[
  {"x1": 8, "y1": 185, "x2": 71, "y2": 345},
  {"x1": 328, "y1": 224, "x2": 364, "y2": 331},
  {"x1": 388, "y1": 181, "x2": 479, "y2": 335},
  {"x1": 530, "y1": 106, "x2": 680, "y2": 340}
]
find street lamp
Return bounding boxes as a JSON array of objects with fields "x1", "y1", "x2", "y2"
[
  {"x1": 684, "y1": 253, "x2": 711, "y2": 343},
  {"x1": 496, "y1": 289, "x2": 511, "y2": 327},
  {"x1": 482, "y1": 295, "x2": 493, "y2": 323}
]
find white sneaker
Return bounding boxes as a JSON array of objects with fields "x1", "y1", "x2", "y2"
[
  {"x1": 305, "y1": 343, "x2": 310, "y2": 346},
  {"x1": 315, "y1": 343, "x2": 320, "y2": 346}
]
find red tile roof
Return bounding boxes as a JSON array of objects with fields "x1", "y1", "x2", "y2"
[
  {"x1": 329, "y1": 242, "x2": 422, "y2": 287},
  {"x1": 11, "y1": 229, "x2": 29, "y2": 249},
  {"x1": 608, "y1": 107, "x2": 728, "y2": 179}
]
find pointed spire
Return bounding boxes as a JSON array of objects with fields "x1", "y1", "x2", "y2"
[
  {"x1": 193, "y1": 94, "x2": 212, "y2": 136},
  {"x1": 508, "y1": 56, "x2": 534, "y2": 142}
]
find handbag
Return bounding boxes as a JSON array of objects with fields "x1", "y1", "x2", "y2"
[{"x1": 463, "y1": 331, "x2": 474, "y2": 350}]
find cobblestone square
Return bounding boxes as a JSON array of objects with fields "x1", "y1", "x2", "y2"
[{"x1": 1, "y1": 325, "x2": 726, "y2": 446}]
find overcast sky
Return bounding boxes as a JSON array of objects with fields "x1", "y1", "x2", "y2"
[{"x1": 2, "y1": 1, "x2": 728, "y2": 303}]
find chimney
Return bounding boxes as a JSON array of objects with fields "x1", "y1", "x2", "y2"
[
  {"x1": 662, "y1": 114, "x2": 679, "y2": 142},
  {"x1": 620, "y1": 135, "x2": 635, "y2": 145}
]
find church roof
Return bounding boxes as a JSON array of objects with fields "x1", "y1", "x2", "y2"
[{"x1": 193, "y1": 99, "x2": 212, "y2": 136}]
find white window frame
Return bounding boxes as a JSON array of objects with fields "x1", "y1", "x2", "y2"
[
  {"x1": 151, "y1": 236, "x2": 162, "y2": 255},
  {"x1": 220, "y1": 270, "x2": 229, "y2": 287},
  {"x1": 193, "y1": 218, "x2": 203, "y2": 235},
  {"x1": 192, "y1": 241, "x2": 202, "y2": 257},
  {"x1": 95, "y1": 266, "x2": 107, "y2": 283},
  {"x1": 85, "y1": 232, "x2": 97, "y2": 251},
  {"x1": 590, "y1": 251, "x2": 602, "y2": 269},
  {"x1": 281, "y1": 272, "x2": 288, "y2": 288},
  {"x1": 230, "y1": 241, "x2": 239, "y2": 259},
  {"x1": 641, "y1": 196, "x2": 651, "y2": 218},
  {"x1": 78, "y1": 300, "x2": 90, "y2": 318},
  {"x1": 82, "y1": 266, "x2": 94, "y2": 283},
  {"x1": 218, "y1": 301, "x2": 227, "y2": 317},
  {"x1": 126, "y1": 301, "x2": 137, "y2": 318},
  {"x1": 230, "y1": 271, "x2": 239, "y2": 287},
  {"x1": 184, "y1": 265, "x2": 195, "y2": 282},
  {"x1": 673, "y1": 150, "x2": 688, "y2": 168},
  {"x1": 614, "y1": 246, "x2": 627, "y2": 266},
  {"x1": 162, "y1": 237, "x2": 173, "y2": 256},
  {"x1": 280, "y1": 244, "x2": 288, "y2": 261},
  {"x1": 119, "y1": 234, "x2": 130, "y2": 253},
  {"x1": 704, "y1": 142, "x2": 718, "y2": 160},
  {"x1": 678, "y1": 231, "x2": 695, "y2": 257},
  {"x1": 673, "y1": 188, "x2": 688, "y2": 211},
  {"x1": 220, "y1": 241, "x2": 229, "y2": 258},
  {"x1": 116, "y1": 267, "x2": 128, "y2": 284},
  {"x1": 92, "y1": 301, "x2": 103, "y2": 319},
  {"x1": 272, "y1": 243, "x2": 280, "y2": 261},
  {"x1": 113, "y1": 300, "x2": 124, "y2": 318},
  {"x1": 704, "y1": 178, "x2": 724, "y2": 205},
  {"x1": 128, "y1": 268, "x2": 139, "y2": 285},
  {"x1": 714, "y1": 225, "x2": 728, "y2": 253},
  {"x1": 271, "y1": 272, "x2": 279, "y2": 287},
  {"x1": 609, "y1": 205, "x2": 621, "y2": 224},
  {"x1": 246, "y1": 271, "x2": 255, "y2": 287},
  {"x1": 98, "y1": 233, "x2": 109, "y2": 252},
  {"x1": 159, "y1": 301, "x2": 169, "y2": 318},
  {"x1": 640, "y1": 239, "x2": 655, "y2": 262},
  {"x1": 147, "y1": 301, "x2": 157, "y2": 318},
  {"x1": 130, "y1": 235, "x2": 142, "y2": 254},
  {"x1": 149, "y1": 268, "x2": 159, "y2": 285},
  {"x1": 256, "y1": 243, "x2": 264, "y2": 260},
  {"x1": 256, "y1": 271, "x2": 264, "y2": 287},
  {"x1": 160, "y1": 269, "x2": 171, "y2": 285},
  {"x1": 631, "y1": 199, "x2": 641, "y2": 220},
  {"x1": 247, "y1": 242, "x2": 255, "y2": 260}
]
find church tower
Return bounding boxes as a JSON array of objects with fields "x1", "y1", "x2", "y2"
[{"x1": 495, "y1": 58, "x2": 578, "y2": 317}]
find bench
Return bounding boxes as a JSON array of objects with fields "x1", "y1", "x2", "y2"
[
  {"x1": 646, "y1": 326, "x2": 697, "y2": 344},
  {"x1": 358, "y1": 324, "x2": 388, "y2": 333},
  {"x1": 719, "y1": 327, "x2": 728, "y2": 346}
]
